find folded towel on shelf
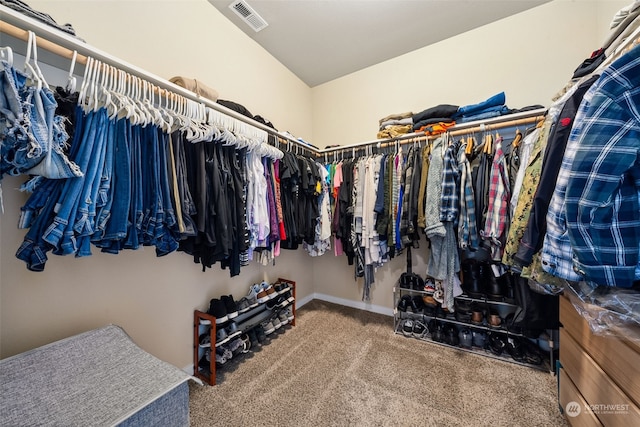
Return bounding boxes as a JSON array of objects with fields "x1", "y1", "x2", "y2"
[{"x1": 169, "y1": 76, "x2": 219, "y2": 102}]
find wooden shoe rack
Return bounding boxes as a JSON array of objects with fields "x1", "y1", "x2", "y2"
[{"x1": 194, "y1": 278, "x2": 296, "y2": 385}]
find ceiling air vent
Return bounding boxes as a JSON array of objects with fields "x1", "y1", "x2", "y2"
[{"x1": 229, "y1": 0, "x2": 269, "y2": 32}]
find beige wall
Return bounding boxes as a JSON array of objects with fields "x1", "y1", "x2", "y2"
[
  {"x1": 308, "y1": 0, "x2": 629, "y2": 313},
  {"x1": 0, "y1": 0, "x2": 629, "y2": 371},
  {"x1": 310, "y1": 0, "x2": 627, "y2": 149},
  {"x1": 0, "y1": 0, "x2": 314, "y2": 370}
]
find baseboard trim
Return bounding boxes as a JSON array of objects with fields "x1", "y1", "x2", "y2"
[
  {"x1": 184, "y1": 293, "x2": 392, "y2": 377},
  {"x1": 296, "y1": 292, "x2": 315, "y2": 309},
  {"x1": 312, "y1": 293, "x2": 394, "y2": 317}
]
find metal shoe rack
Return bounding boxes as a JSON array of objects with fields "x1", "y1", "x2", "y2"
[
  {"x1": 194, "y1": 278, "x2": 296, "y2": 385},
  {"x1": 393, "y1": 286, "x2": 556, "y2": 372}
]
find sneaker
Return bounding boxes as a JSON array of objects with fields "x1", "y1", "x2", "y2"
[
  {"x1": 215, "y1": 327, "x2": 230, "y2": 346},
  {"x1": 226, "y1": 322, "x2": 242, "y2": 339},
  {"x1": 236, "y1": 297, "x2": 251, "y2": 313},
  {"x1": 216, "y1": 345, "x2": 233, "y2": 361},
  {"x1": 285, "y1": 291, "x2": 295, "y2": 304},
  {"x1": 198, "y1": 332, "x2": 211, "y2": 348},
  {"x1": 207, "y1": 298, "x2": 229, "y2": 324},
  {"x1": 221, "y1": 295, "x2": 239, "y2": 319},
  {"x1": 199, "y1": 317, "x2": 211, "y2": 326},
  {"x1": 272, "y1": 316, "x2": 282, "y2": 330},
  {"x1": 424, "y1": 279, "x2": 436, "y2": 293},
  {"x1": 215, "y1": 352, "x2": 227, "y2": 365},
  {"x1": 402, "y1": 319, "x2": 414, "y2": 337},
  {"x1": 227, "y1": 337, "x2": 244, "y2": 353},
  {"x1": 198, "y1": 349, "x2": 211, "y2": 371},
  {"x1": 273, "y1": 283, "x2": 285, "y2": 293},
  {"x1": 412, "y1": 321, "x2": 427, "y2": 338},
  {"x1": 278, "y1": 310, "x2": 289, "y2": 326},
  {"x1": 240, "y1": 333, "x2": 252, "y2": 353},
  {"x1": 254, "y1": 324, "x2": 267, "y2": 343},
  {"x1": 397, "y1": 295, "x2": 411, "y2": 312},
  {"x1": 244, "y1": 287, "x2": 260, "y2": 308},
  {"x1": 285, "y1": 308, "x2": 294, "y2": 321},
  {"x1": 246, "y1": 329, "x2": 259, "y2": 348},
  {"x1": 262, "y1": 282, "x2": 277, "y2": 299},
  {"x1": 253, "y1": 284, "x2": 270, "y2": 303},
  {"x1": 266, "y1": 295, "x2": 283, "y2": 310},
  {"x1": 410, "y1": 295, "x2": 425, "y2": 313},
  {"x1": 262, "y1": 320, "x2": 276, "y2": 335}
]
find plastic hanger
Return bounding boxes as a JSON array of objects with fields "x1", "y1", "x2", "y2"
[
  {"x1": 23, "y1": 31, "x2": 43, "y2": 91},
  {"x1": 0, "y1": 45, "x2": 14, "y2": 68},
  {"x1": 66, "y1": 50, "x2": 77, "y2": 93}
]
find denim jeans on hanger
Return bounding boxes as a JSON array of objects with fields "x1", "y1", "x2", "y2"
[
  {"x1": 41, "y1": 108, "x2": 106, "y2": 255},
  {"x1": 124, "y1": 123, "x2": 143, "y2": 250},
  {"x1": 95, "y1": 117, "x2": 132, "y2": 253},
  {"x1": 0, "y1": 62, "x2": 29, "y2": 178},
  {"x1": 25, "y1": 85, "x2": 82, "y2": 179},
  {"x1": 91, "y1": 118, "x2": 115, "y2": 243},
  {"x1": 15, "y1": 182, "x2": 63, "y2": 271}
]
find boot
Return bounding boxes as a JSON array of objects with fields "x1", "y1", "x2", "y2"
[
  {"x1": 462, "y1": 260, "x2": 485, "y2": 299},
  {"x1": 485, "y1": 265, "x2": 506, "y2": 301}
]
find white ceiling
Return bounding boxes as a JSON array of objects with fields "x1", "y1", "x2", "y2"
[{"x1": 208, "y1": 0, "x2": 550, "y2": 87}]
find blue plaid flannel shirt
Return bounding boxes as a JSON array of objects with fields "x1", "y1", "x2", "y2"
[{"x1": 564, "y1": 44, "x2": 640, "y2": 287}]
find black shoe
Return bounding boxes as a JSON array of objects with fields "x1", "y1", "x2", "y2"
[
  {"x1": 198, "y1": 348, "x2": 211, "y2": 371},
  {"x1": 410, "y1": 295, "x2": 425, "y2": 313},
  {"x1": 431, "y1": 323, "x2": 445, "y2": 343},
  {"x1": 444, "y1": 324, "x2": 459, "y2": 346},
  {"x1": 458, "y1": 328, "x2": 473, "y2": 348},
  {"x1": 254, "y1": 325, "x2": 267, "y2": 343},
  {"x1": 221, "y1": 295, "x2": 239, "y2": 319},
  {"x1": 397, "y1": 295, "x2": 411, "y2": 312},
  {"x1": 522, "y1": 339, "x2": 543, "y2": 365},
  {"x1": 462, "y1": 260, "x2": 485, "y2": 298},
  {"x1": 207, "y1": 298, "x2": 229, "y2": 324},
  {"x1": 488, "y1": 333, "x2": 507, "y2": 356},
  {"x1": 412, "y1": 320, "x2": 427, "y2": 338},
  {"x1": 247, "y1": 328, "x2": 259, "y2": 347},
  {"x1": 506, "y1": 337, "x2": 526, "y2": 362},
  {"x1": 402, "y1": 319, "x2": 414, "y2": 337},
  {"x1": 487, "y1": 272, "x2": 507, "y2": 301}
]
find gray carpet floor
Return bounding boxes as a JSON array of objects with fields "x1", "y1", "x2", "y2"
[{"x1": 189, "y1": 299, "x2": 567, "y2": 427}]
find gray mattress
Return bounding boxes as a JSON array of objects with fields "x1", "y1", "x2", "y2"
[{"x1": 0, "y1": 325, "x2": 193, "y2": 427}]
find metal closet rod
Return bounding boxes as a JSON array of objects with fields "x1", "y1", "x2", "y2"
[
  {"x1": 319, "y1": 108, "x2": 547, "y2": 155},
  {"x1": 0, "y1": 7, "x2": 314, "y2": 153}
]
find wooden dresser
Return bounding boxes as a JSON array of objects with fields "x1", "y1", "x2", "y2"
[{"x1": 559, "y1": 291, "x2": 640, "y2": 426}]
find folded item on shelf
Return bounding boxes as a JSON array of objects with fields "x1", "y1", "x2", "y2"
[
  {"x1": 412, "y1": 117, "x2": 457, "y2": 131},
  {"x1": 169, "y1": 76, "x2": 219, "y2": 102},
  {"x1": 379, "y1": 117, "x2": 412, "y2": 130},
  {"x1": 378, "y1": 111, "x2": 413, "y2": 126},
  {"x1": 377, "y1": 124, "x2": 412, "y2": 139},
  {"x1": 453, "y1": 92, "x2": 506, "y2": 119},
  {"x1": 417, "y1": 121, "x2": 456, "y2": 135},
  {"x1": 412, "y1": 104, "x2": 459, "y2": 125}
]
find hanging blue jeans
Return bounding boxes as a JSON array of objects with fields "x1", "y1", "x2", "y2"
[
  {"x1": 95, "y1": 117, "x2": 131, "y2": 254},
  {"x1": 41, "y1": 108, "x2": 107, "y2": 255},
  {"x1": 124, "y1": 123, "x2": 143, "y2": 250}
]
